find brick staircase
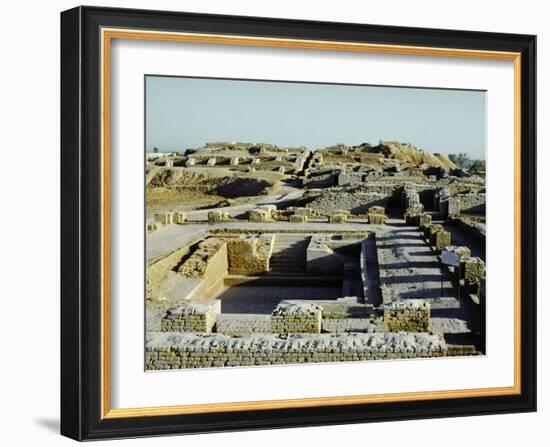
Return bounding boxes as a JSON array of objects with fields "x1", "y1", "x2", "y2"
[{"x1": 268, "y1": 234, "x2": 310, "y2": 276}]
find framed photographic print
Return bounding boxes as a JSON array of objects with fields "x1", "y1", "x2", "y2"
[{"x1": 60, "y1": 6, "x2": 537, "y2": 441}]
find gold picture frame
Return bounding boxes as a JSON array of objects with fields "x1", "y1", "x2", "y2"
[{"x1": 61, "y1": 6, "x2": 536, "y2": 440}]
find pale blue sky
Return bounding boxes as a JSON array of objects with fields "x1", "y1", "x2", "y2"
[{"x1": 145, "y1": 76, "x2": 486, "y2": 159}]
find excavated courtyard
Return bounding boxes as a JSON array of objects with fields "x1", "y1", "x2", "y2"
[{"x1": 144, "y1": 141, "x2": 486, "y2": 369}]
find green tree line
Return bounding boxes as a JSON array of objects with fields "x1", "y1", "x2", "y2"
[{"x1": 448, "y1": 153, "x2": 486, "y2": 173}]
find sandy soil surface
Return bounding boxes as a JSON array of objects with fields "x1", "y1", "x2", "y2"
[{"x1": 146, "y1": 167, "x2": 292, "y2": 217}]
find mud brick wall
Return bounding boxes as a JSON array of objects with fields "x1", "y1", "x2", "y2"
[
  {"x1": 145, "y1": 332, "x2": 448, "y2": 369},
  {"x1": 303, "y1": 170, "x2": 338, "y2": 188},
  {"x1": 154, "y1": 212, "x2": 173, "y2": 225},
  {"x1": 173, "y1": 212, "x2": 187, "y2": 224},
  {"x1": 368, "y1": 213, "x2": 387, "y2": 224},
  {"x1": 464, "y1": 257, "x2": 485, "y2": 282},
  {"x1": 424, "y1": 223, "x2": 443, "y2": 239},
  {"x1": 177, "y1": 238, "x2": 228, "y2": 279},
  {"x1": 290, "y1": 207, "x2": 312, "y2": 217},
  {"x1": 248, "y1": 205, "x2": 275, "y2": 222},
  {"x1": 447, "y1": 197, "x2": 461, "y2": 216},
  {"x1": 463, "y1": 258, "x2": 485, "y2": 298},
  {"x1": 146, "y1": 231, "x2": 206, "y2": 300},
  {"x1": 271, "y1": 302, "x2": 322, "y2": 334},
  {"x1": 403, "y1": 188, "x2": 423, "y2": 212},
  {"x1": 227, "y1": 234, "x2": 274, "y2": 275},
  {"x1": 337, "y1": 172, "x2": 364, "y2": 186},
  {"x1": 216, "y1": 314, "x2": 271, "y2": 336},
  {"x1": 447, "y1": 345, "x2": 478, "y2": 356},
  {"x1": 418, "y1": 213, "x2": 432, "y2": 226},
  {"x1": 248, "y1": 208, "x2": 271, "y2": 222},
  {"x1": 305, "y1": 190, "x2": 390, "y2": 215},
  {"x1": 430, "y1": 230, "x2": 451, "y2": 250},
  {"x1": 160, "y1": 300, "x2": 221, "y2": 333},
  {"x1": 404, "y1": 208, "x2": 421, "y2": 224},
  {"x1": 367, "y1": 206, "x2": 387, "y2": 224},
  {"x1": 328, "y1": 212, "x2": 348, "y2": 224},
  {"x1": 421, "y1": 223, "x2": 433, "y2": 238},
  {"x1": 450, "y1": 217, "x2": 486, "y2": 244},
  {"x1": 456, "y1": 193, "x2": 486, "y2": 214},
  {"x1": 289, "y1": 214, "x2": 308, "y2": 223},
  {"x1": 207, "y1": 210, "x2": 231, "y2": 223},
  {"x1": 384, "y1": 300, "x2": 430, "y2": 332}
]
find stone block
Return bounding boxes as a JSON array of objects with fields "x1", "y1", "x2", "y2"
[
  {"x1": 230, "y1": 157, "x2": 239, "y2": 166},
  {"x1": 206, "y1": 157, "x2": 217, "y2": 166}
]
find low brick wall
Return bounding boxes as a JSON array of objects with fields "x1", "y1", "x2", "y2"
[
  {"x1": 384, "y1": 300, "x2": 430, "y2": 332},
  {"x1": 160, "y1": 300, "x2": 221, "y2": 333},
  {"x1": 216, "y1": 314, "x2": 271, "y2": 336},
  {"x1": 145, "y1": 332, "x2": 448, "y2": 369},
  {"x1": 447, "y1": 344, "x2": 478, "y2": 356},
  {"x1": 271, "y1": 302, "x2": 322, "y2": 334}
]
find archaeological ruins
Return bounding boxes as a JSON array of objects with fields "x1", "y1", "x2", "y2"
[{"x1": 145, "y1": 141, "x2": 486, "y2": 369}]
